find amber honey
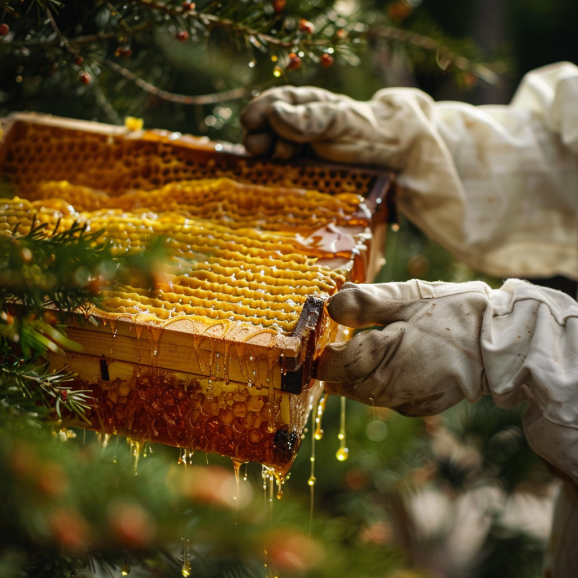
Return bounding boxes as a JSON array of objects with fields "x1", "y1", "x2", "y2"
[{"x1": 64, "y1": 366, "x2": 321, "y2": 474}]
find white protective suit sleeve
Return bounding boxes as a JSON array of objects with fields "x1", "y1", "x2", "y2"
[
  {"x1": 315, "y1": 279, "x2": 578, "y2": 485},
  {"x1": 241, "y1": 62, "x2": 578, "y2": 280}
]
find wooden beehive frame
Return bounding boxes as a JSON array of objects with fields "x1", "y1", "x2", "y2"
[
  {"x1": 0, "y1": 113, "x2": 394, "y2": 471},
  {"x1": 0, "y1": 113, "x2": 394, "y2": 392}
]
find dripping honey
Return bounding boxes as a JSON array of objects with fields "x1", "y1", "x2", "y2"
[{"x1": 64, "y1": 366, "x2": 316, "y2": 474}]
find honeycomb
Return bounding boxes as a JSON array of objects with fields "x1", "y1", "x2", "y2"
[
  {"x1": 34, "y1": 178, "x2": 370, "y2": 233},
  {"x1": 0, "y1": 176, "x2": 370, "y2": 332},
  {"x1": 64, "y1": 362, "x2": 321, "y2": 474},
  {"x1": 0, "y1": 114, "x2": 387, "y2": 473},
  {"x1": 3, "y1": 121, "x2": 374, "y2": 199}
]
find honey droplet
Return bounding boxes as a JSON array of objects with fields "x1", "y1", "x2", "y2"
[
  {"x1": 273, "y1": 65, "x2": 282, "y2": 77},
  {"x1": 121, "y1": 565, "x2": 131, "y2": 576},
  {"x1": 274, "y1": 472, "x2": 285, "y2": 500},
  {"x1": 308, "y1": 475, "x2": 316, "y2": 486},
  {"x1": 336, "y1": 447, "x2": 349, "y2": 461},
  {"x1": 182, "y1": 536, "x2": 191, "y2": 576},
  {"x1": 232, "y1": 458, "x2": 243, "y2": 506},
  {"x1": 336, "y1": 396, "x2": 349, "y2": 461},
  {"x1": 314, "y1": 393, "x2": 329, "y2": 440},
  {"x1": 128, "y1": 439, "x2": 141, "y2": 474}
]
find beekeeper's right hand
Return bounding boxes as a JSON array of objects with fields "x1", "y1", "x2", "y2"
[{"x1": 316, "y1": 279, "x2": 578, "y2": 486}]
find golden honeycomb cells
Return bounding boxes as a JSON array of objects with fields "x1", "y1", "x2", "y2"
[
  {"x1": 0, "y1": 189, "x2": 360, "y2": 331},
  {"x1": 0, "y1": 113, "x2": 390, "y2": 472}
]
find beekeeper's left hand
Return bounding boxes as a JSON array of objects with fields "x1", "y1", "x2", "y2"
[{"x1": 241, "y1": 63, "x2": 578, "y2": 282}]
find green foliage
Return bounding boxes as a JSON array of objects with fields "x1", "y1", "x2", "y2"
[
  {"x1": 0, "y1": 346, "x2": 90, "y2": 423},
  {"x1": 0, "y1": 0, "x2": 508, "y2": 144},
  {"x1": 0, "y1": 219, "x2": 166, "y2": 424},
  {"x1": 0, "y1": 220, "x2": 166, "y2": 323},
  {"x1": 0, "y1": 220, "x2": 108, "y2": 315},
  {"x1": 0, "y1": 411, "x2": 259, "y2": 578},
  {"x1": 377, "y1": 217, "x2": 503, "y2": 287}
]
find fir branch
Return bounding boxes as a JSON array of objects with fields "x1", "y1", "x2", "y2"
[
  {"x1": 6, "y1": 22, "x2": 151, "y2": 50},
  {"x1": 6, "y1": 1, "x2": 334, "y2": 51},
  {"x1": 133, "y1": 0, "x2": 334, "y2": 50},
  {"x1": 1, "y1": 0, "x2": 508, "y2": 110},
  {"x1": 0, "y1": 219, "x2": 166, "y2": 356},
  {"x1": 0, "y1": 0, "x2": 63, "y2": 18},
  {"x1": 368, "y1": 24, "x2": 502, "y2": 84},
  {"x1": 105, "y1": 1, "x2": 133, "y2": 36},
  {"x1": 0, "y1": 361, "x2": 92, "y2": 424},
  {"x1": 103, "y1": 58, "x2": 250, "y2": 104},
  {"x1": 0, "y1": 219, "x2": 110, "y2": 314},
  {"x1": 0, "y1": 332, "x2": 90, "y2": 422}
]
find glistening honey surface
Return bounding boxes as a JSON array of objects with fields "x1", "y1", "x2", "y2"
[
  {"x1": 35, "y1": 178, "x2": 371, "y2": 233},
  {"x1": 0, "y1": 177, "x2": 371, "y2": 332}
]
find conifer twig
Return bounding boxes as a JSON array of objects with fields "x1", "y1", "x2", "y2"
[
  {"x1": 133, "y1": 0, "x2": 333, "y2": 49},
  {"x1": 369, "y1": 25, "x2": 501, "y2": 83},
  {"x1": 0, "y1": 362, "x2": 92, "y2": 424},
  {"x1": 103, "y1": 58, "x2": 250, "y2": 104},
  {"x1": 8, "y1": 24, "x2": 150, "y2": 49}
]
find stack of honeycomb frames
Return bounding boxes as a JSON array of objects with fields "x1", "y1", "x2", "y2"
[{"x1": 0, "y1": 113, "x2": 393, "y2": 475}]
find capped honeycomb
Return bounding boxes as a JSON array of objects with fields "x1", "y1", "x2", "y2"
[
  {"x1": 0, "y1": 113, "x2": 392, "y2": 474},
  {"x1": 0, "y1": 175, "x2": 371, "y2": 332}
]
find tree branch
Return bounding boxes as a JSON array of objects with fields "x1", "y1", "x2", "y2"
[
  {"x1": 369, "y1": 25, "x2": 501, "y2": 83},
  {"x1": 6, "y1": 2, "x2": 333, "y2": 52},
  {"x1": 103, "y1": 58, "x2": 250, "y2": 105},
  {"x1": 7, "y1": 23, "x2": 150, "y2": 49},
  {"x1": 133, "y1": 0, "x2": 332, "y2": 49},
  {"x1": 1, "y1": 364, "x2": 92, "y2": 424}
]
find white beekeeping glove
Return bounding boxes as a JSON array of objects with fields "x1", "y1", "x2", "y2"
[
  {"x1": 241, "y1": 63, "x2": 578, "y2": 281},
  {"x1": 315, "y1": 279, "x2": 578, "y2": 485}
]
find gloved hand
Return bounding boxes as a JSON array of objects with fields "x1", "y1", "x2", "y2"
[
  {"x1": 241, "y1": 85, "x2": 441, "y2": 169},
  {"x1": 240, "y1": 64, "x2": 578, "y2": 281},
  {"x1": 316, "y1": 279, "x2": 578, "y2": 484}
]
